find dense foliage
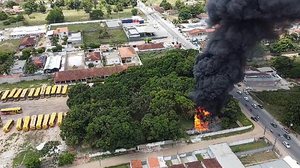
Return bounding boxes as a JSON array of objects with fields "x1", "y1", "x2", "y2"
[
  {"x1": 271, "y1": 56, "x2": 300, "y2": 78},
  {"x1": 269, "y1": 33, "x2": 300, "y2": 54},
  {"x1": 0, "y1": 52, "x2": 14, "y2": 75},
  {"x1": 46, "y1": 7, "x2": 64, "y2": 23},
  {"x1": 61, "y1": 50, "x2": 197, "y2": 151},
  {"x1": 254, "y1": 88, "x2": 300, "y2": 133},
  {"x1": 58, "y1": 152, "x2": 75, "y2": 166},
  {"x1": 23, "y1": 151, "x2": 41, "y2": 168}
]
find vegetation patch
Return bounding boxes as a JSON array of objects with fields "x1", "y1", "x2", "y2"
[
  {"x1": 13, "y1": 148, "x2": 41, "y2": 168},
  {"x1": 239, "y1": 151, "x2": 278, "y2": 166},
  {"x1": 195, "y1": 154, "x2": 204, "y2": 161},
  {"x1": 0, "y1": 39, "x2": 20, "y2": 53},
  {"x1": 0, "y1": 79, "x2": 51, "y2": 90},
  {"x1": 231, "y1": 140, "x2": 269, "y2": 153}
]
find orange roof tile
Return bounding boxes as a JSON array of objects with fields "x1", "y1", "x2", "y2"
[
  {"x1": 148, "y1": 157, "x2": 160, "y2": 168},
  {"x1": 119, "y1": 47, "x2": 137, "y2": 58},
  {"x1": 54, "y1": 27, "x2": 69, "y2": 35},
  {"x1": 136, "y1": 43, "x2": 164, "y2": 51},
  {"x1": 131, "y1": 160, "x2": 143, "y2": 168}
]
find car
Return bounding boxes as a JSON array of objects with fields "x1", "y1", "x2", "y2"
[
  {"x1": 257, "y1": 104, "x2": 264, "y2": 109},
  {"x1": 237, "y1": 90, "x2": 242, "y2": 94},
  {"x1": 282, "y1": 127, "x2": 290, "y2": 134},
  {"x1": 283, "y1": 134, "x2": 291, "y2": 140},
  {"x1": 269, "y1": 129, "x2": 273, "y2": 133},
  {"x1": 256, "y1": 115, "x2": 260, "y2": 119},
  {"x1": 244, "y1": 97, "x2": 249, "y2": 101},
  {"x1": 282, "y1": 141, "x2": 291, "y2": 149},
  {"x1": 270, "y1": 122, "x2": 277, "y2": 128},
  {"x1": 244, "y1": 91, "x2": 249, "y2": 95},
  {"x1": 251, "y1": 116, "x2": 258, "y2": 122},
  {"x1": 252, "y1": 104, "x2": 258, "y2": 109}
]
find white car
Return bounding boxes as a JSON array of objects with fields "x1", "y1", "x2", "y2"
[
  {"x1": 244, "y1": 97, "x2": 249, "y2": 101},
  {"x1": 237, "y1": 90, "x2": 242, "y2": 94},
  {"x1": 252, "y1": 104, "x2": 258, "y2": 109},
  {"x1": 282, "y1": 141, "x2": 291, "y2": 149}
]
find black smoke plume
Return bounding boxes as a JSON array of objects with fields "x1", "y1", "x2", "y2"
[{"x1": 193, "y1": 0, "x2": 300, "y2": 114}]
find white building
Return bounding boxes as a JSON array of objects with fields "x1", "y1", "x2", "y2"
[
  {"x1": 68, "y1": 32, "x2": 82, "y2": 46},
  {"x1": 44, "y1": 54, "x2": 62, "y2": 73},
  {"x1": 103, "y1": 51, "x2": 121, "y2": 66},
  {"x1": 7, "y1": 25, "x2": 47, "y2": 39}
]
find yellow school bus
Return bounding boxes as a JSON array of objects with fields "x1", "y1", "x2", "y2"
[
  {"x1": 20, "y1": 88, "x2": 28, "y2": 100},
  {"x1": 49, "y1": 112, "x2": 57, "y2": 127},
  {"x1": 50, "y1": 85, "x2": 57, "y2": 97},
  {"x1": 45, "y1": 86, "x2": 52, "y2": 98},
  {"x1": 40, "y1": 86, "x2": 46, "y2": 98},
  {"x1": 7, "y1": 88, "x2": 17, "y2": 100},
  {"x1": 27, "y1": 88, "x2": 35, "y2": 100},
  {"x1": 16, "y1": 118, "x2": 23, "y2": 131},
  {"x1": 3, "y1": 119, "x2": 14, "y2": 133},
  {"x1": 61, "y1": 85, "x2": 68, "y2": 96},
  {"x1": 33, "y1": 87, "x2": 41, "y2": 99},
  {"x1": 23, "y1": 116, "x2": 31, "y2": 132},
  {"x1": 0, "y1": 107, "x2": 22, "y2": 115},
  {"x1": 30, "y1": 115, "x2": 37, "y2": 130},
  {"x1": 36, "y1": 114, "x2": 44, "y2": 130},
  {"x1": 56, "y1": 85, "x2": 62, "y2": 96},
  {"x1": 42, "y1": 114, "x2": 50, "y2": 129},
  {"x1": 13, "y1": 88, "x2": 23, "y2": 101},
  {"x1": 1, "y1": 90, "x2": 10, "y2": 101},
  {"x1": 57, "y1": 112, "x2": 64, "y2": 127}
]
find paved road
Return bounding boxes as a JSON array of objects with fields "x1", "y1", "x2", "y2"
[
  {"x1": 137, "y1": 0, "x2": 197, "y2": 50},
  {"x1": 231, "y1": 87, "x2": 300, "y2": 162}
]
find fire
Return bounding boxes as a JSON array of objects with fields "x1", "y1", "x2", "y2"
[{"x1": 194, "y1": 107, "x2": 211, "y2": 132}]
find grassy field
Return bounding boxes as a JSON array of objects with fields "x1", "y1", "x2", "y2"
[
  {"x1": 139, "y1": 50, "x2": 169, "y2": 62},
  {"x1": 83, "y1": 28, "x2": 128, "y2": 45},
  {"x1": 51, "y1": 22, "x2": 104, "y2": 31},
  {"x1": 0, "y1": 39, "x2": 21, "y2": 53},
  {"x1": 0, "y1": 21, "x2": 24, "y2": 29},
  {"x1": 231, "y1": 140, "x2": 269, "y2": 153},
  {"x1": 0, "y1": 79, "x2": 52, "y2": 91},
  {"x1": 239, "y1": 151, "x2": 278, "y2": 166}
]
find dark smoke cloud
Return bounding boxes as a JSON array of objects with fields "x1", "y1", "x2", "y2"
[{"x1": 193, "y1": 0, "x2": 300, "y2": 114}]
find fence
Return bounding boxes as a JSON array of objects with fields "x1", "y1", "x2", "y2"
[{"x1": 0, "y1": 75, "x2": 49, "y2": 84}]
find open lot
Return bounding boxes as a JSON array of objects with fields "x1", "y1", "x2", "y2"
[
  {"x1": 83, "y1": 28, "x2": 128, "y2": 45},
  {"x1": 0, "y1": 39, "x2": 21, "y2": 53},
  {"x1": 0, "y1": 79, "x2": 52, "y2": 90},
  {"x1": 51, "y1": 22, "x2": 104, "y2": 32},
  {"x1": 231, "y1": 140, "x2": 269, "y2": 153},
  {"x1": 239, "y1": 151, "x2": 278, "y2": 166}
]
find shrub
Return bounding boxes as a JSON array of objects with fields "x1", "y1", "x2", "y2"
[{"x1": 58, "y1": 152, "x2": 75, "y2": 166}]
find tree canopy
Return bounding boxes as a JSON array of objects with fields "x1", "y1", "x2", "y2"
[
  {"x1": 61, "y1": 49, "x2": 197, "y2": 151},
  {"x1": 46, "y1": 7, "x2": 64, "y2": 23}
]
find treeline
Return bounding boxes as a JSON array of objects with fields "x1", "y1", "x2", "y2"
[
  {"x1": 0, "y1": 52, "x2": 14, "y2": 75},
  {"x1": 271, "y1": 56, "x2": 300, "y2": 78},
  {"x1": 254, "y1": 88, "x2": 300, "y2": 133},
  {"x1": 60, "y1": 50, "x2": 198, "y2": 151}
]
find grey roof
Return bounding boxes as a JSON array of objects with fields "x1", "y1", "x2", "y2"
[
  {"x1": 106, "y1": 20, "x2": 120, "y2": 28},
  {"x1": 247, "y1": 159, "x2": 291, "y2": 168},
  {"x1": 11, "y1": 60, "x2": 26, "y2": 74}
]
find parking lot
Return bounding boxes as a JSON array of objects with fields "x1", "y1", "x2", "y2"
[{"x1": 1, "y1": 97, "x2": 69, "y2": 123}]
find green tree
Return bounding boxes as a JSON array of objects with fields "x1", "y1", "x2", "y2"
[
  {"x1": 175, "y1": 0, "x2": 184, "y2": 10},
  {"x1": 271, "y1": 56, "x2": 293, "y2": 77},
  {"x1": 25, "y1": 59, "x2": 39, "y2": 74},
  {"x1": 160, "y1": 0, "x2": 172, "y2": 10},
  {"x1": 5, "y1": 1, "x2": 18, "y2": 8},
  {"x1": 131, "y1": 0, "x2": 137, "y2": 7},
  {"x1": 131, "y1": 8, "x2": 138, "y2": 16},
  {"x1": 116, "y1": 3, "x2": 123, "y2": 11},
  {"x1": 23, "y1": 0, "x2": 38, "y2": 14},
  {"x1": 179, "y1": 7, "x2": 192, "y2": 20},
  {"x1": 270, "y1": 38, "x2": 297, "y2": 54},
  {"x1": 0, "y1": 11, "x2": 8, "y2": 21},
  {"x1": 82, "y1": 0, "x2": 93, "y2": 13},
  {"x1": 89, "y1": 10, "x2": 104, "y2": 20},
  {"x1": 39, "y1": 4, "x2": 46, "y2": 13},
  {"x1": 106, "y1": 5, "x2": 112, "y2": 15},
  {"x1": 23, "y1": 152, "x2": 41, "y2": 168},
  {"x1": 21, "y1": 48, "x2": 32, "y2": 60},
  {"x1": 58, "y1": 152, "x2": 75, "y2": 166},
  {"x1": 16, "y1": 14, "x2": 24, "y2": 21},
  {"x1": 0, "y1": 52, "x2": 13, "y2": 74},
  {"x1": 46, "y1": 7, "x2": 64, "y2": 23}
]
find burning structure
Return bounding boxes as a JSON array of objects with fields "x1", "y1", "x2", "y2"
[
  {"x1": 193, "y1": 0, "x2": 300, "y2": 117},
  {"x1": 194, "y1": 107, "x2": 210, "y2": 132}
]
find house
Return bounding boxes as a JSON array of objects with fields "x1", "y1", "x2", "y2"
[
  {"x1": 122, "y1": 24, "x2": 165, "y2": 41},
  {"x1": 32, "y1": 56, "x2": 47, "y2": 68},
  {"x1": 148, "y1": 157, "x2": 160, "y2": 168},
  {"x1": 85, "y1": 51, "x2": 102, "y2": 66},
  {"x1": 67, "y1": 32, "x2": 82, "y2": 46},
  {"x1": 19, "y1": 36, "x2": 36, "y2": 50},
  {"x1": 54, "y1": 65, "x2": 128, "y2": 83},
  {"x1": 8, "y1": 25, "x2": 47, "y2": 39},
  {"x1": 100, "y1": 45, "x2": 111, "y2": 52},
  {"x1": 136, "y1": 42, "x2": 165, "y2": 52},
  {"x1": 185, "y1": 29, "x2": 214, "y2": 42},
  {"x1": 130, "y1": 160, "x2": 143, "y2": 168},
  {"x1": 118, "y1": 47, "x2": 138, "y2": 63},
  {"x1": 53, "y1": 27, "x2": 69, "y2": 38},
  {"x1": 104, "y1": 50, "x2": 122, "y2": 66},
  {"x1": 43, "y1": 55, "x2": 62, "y2": 73}
]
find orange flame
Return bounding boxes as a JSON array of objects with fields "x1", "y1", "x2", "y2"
[{"x1": 194, "y1": 107, "x2": 210, "y2": 132}]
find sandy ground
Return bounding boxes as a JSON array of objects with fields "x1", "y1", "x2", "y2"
[{"x1": 0, "y1": 97, "x2": 69, "y2": 168}]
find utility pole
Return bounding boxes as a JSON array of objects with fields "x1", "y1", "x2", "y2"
[{"x1": 263, "y1": 125, "x2": 267, "y2": 136}]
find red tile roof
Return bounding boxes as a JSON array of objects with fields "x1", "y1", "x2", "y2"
[
  {"x1": 131, "y1": 160, "x2": 143, "y2": 168},
  {"x1": 86, "y1": 52, "x2": 101, "y2": 61},
  {"x1": 54, "y1": 65, "x2": 128, "y2": 83},
  {"x1": 136, "y1": 43, "x2": 164, "y2": 51},
  {"x1": 20, "y1": 36, "x2": 35, "y2": 47},
  {"x1": 202, "y1": 159, "x2": 222, "y2": 168},
  {"x1": 169, "y1": 164, "x2": 185, "y2": 168},
  {"x1": 119, "y1": 47, "x2": 137, "y2": 58},
  {"x1": 148, "y1": 157, "x2": 160, "y2": 168},
  {"x1": 54, "y1": 27, "x2": 69, "y2": 35},
  {"x1": 185, "y1": 161, "x2": 204, "y2": 168}
]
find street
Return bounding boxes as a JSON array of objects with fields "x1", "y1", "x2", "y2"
[
  {"x1": 137, "y1": 0, "x2": 198, "y2": 50},
  {"x1": 231, "y1": 87, "x2": 300, "y2": 162}
]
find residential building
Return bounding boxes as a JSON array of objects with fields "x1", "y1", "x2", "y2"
[
  {"x1": 54, "y1": 65, "x2": 128, "y2": 83},
  {"x1": 32, "y1": 55, "x2": 47, "y2": 68},
  {"x1": 67, "y1": 32, "x2": 82, "y2": 46},
  {"x1": 118, "y1": 47, "x2": 138, "y2": 64},
  {"x1": 85, "y1": 51, "x2": 102, "y2": 66},
  {"x1": 185, "y1": 161, "x2": 204, "y2": 168},
  {"x1": 130, "y1": 160, "x2": 143, "y2": 168},
  {"x1": 202, "y1": 159, "x2": 222, "y2": 168},
  {"x1": 10, "y1": 60, "x2": 26, "y2": 74},
  {"x1": 19, "y1": 36, "x2": 36, "y2": 50},
  {"x1": 148, "y1": 157, "x2": 160, "y2": 168},
  {"x1": 53, "y1": 27, "x2": 69, "y2": 38},
  {"x1": 123, "y1": 23, "x2": 167, "y2": 41},
  {"x1": 44, "y1": 55, "x2": 62, "y2": 73},
  {"x1": 103, "y1": 50, "x2": 122, "y2": 66},
  {"x1": 7, "y1": 25, "x2": 47, "y2": 39},
  {"x1": 136, "y1": 42, "x2": 165, "y2": 52}
]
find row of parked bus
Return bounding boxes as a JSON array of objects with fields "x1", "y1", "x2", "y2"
[
  {"x1": 0, "y1": 85, "x2": 68, "y2": 102},
  {"x1": 3, "y1": 112, "x2": 66, "y2": 133}
]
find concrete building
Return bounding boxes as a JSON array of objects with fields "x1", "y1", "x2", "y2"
[
  {"x1": 208, "y1": 143, "x2": 245, "y2": 168},
  {"x1": 7, "y1": 25, "x2": 47, "y2": 39},
  {"x1": 85, "y1": 51, "x2": 102, "y2": 66},
  {"x1": 106, "y1": 20, "x2": 121, "y2": 29},
  {"x1": 67, "y1": 32, "x2": 82, "y2": 46},
  {"x1": 103, "y1": 50, "x2": 122, "y2": 66},
  {"x1": 136, "y1": 42, "x2": 165, "y2": 52},
  {"x1": 10, "y1": 60, "x2": 26, "y2": 74},
  {"x1": 43, "y1": 54, "x2": 62, "y2": 73},
  {"x1": 53, "y1": 27, "x2": 69, "y2": 38},
  {"x1": 122, "y1": 23, "x2": 167, "y2": 41},
  {"x1": 118, "y1": 47, "x2": 138, "y2": 64}
]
